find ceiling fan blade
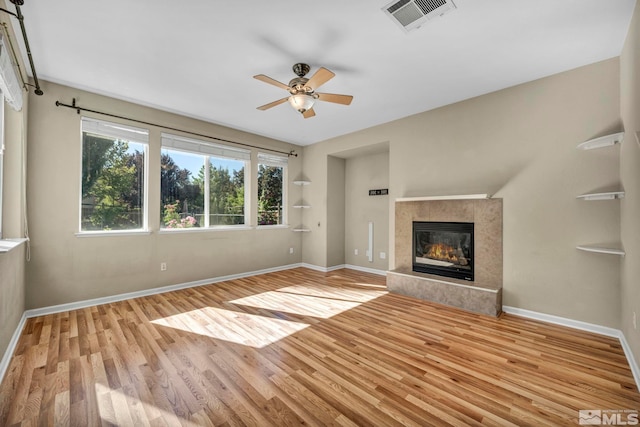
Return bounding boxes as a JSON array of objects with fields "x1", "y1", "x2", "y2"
[
  {"x1": 316, "y1": 93, "x2": 353, "y2": 105},
  {"x1": 257, "y1": 97, "x2": 289, "y2": 111},
  {"x1": 306, "y1": 67, "x2": 335, "y2": 90},
  {"x1": 302, "y1": 108, "x2": 316, "y2": 119},
  {"x1": 254, "y1": 74, "x2": 290, "y2": 91}
]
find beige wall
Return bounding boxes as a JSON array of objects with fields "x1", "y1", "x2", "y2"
[
  {"x1": 25, "y1": 80, "x2": 304, "y2": 309},
  {"x1": 326, "y1": 156, "x2": 345, "y2": 267},
  {"x1": 344, "y1": 151, "x2": 389, "y2": 271},
  {"x1": 620, "y1": 1, "x2": 640, "y2": 367},
  {"x1": 0, "y1": 0, "x2": 28, "y2": 366},
  {"x1": 299, "y1": 146, "x2": 327, "y2": 266},
  {"x1": 303, "y1": 58, "x2": 622, "y2": 328}
]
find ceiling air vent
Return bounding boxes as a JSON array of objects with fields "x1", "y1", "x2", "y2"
[{"x1": 383, "y1": 0, "x2": 456, "y2": 32}]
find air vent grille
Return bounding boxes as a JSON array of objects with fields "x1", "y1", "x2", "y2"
[
  {"x1": 387, "y1": 0, "x2": 411, "y2": 14},
  {"x1": 415, "y1": 0, "x2": 447, "y2": 15},
  {"x1": 383, "y1": 0, "x2": 456, "y2": 32}
]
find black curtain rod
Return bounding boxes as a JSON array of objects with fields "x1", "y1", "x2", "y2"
[
  {"x1": 1, "y1": 1, "x2": 44, "y2": 95},
  {"x1": 55, "y1": 98, "x2": 298, "y2": 157}
]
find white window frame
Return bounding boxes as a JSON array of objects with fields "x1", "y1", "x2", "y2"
[
  {"x1": 79, "y1": 117, "x2": 149, "y2": 234},
  {"x1": 161, "y1": 133, "x2": 250, "y2": 229},
  {"x1": 257, "y1": 152, "x2": 288, "y2": 227},
  {"x1": 0, "y1": 93, "x2": 4, "y2": 239}
]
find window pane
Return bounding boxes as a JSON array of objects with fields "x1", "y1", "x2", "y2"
[
  {"x1": 81, "y1": 133, "x2": 146, "y2": 231},
  {"x1": 161, "y1": 149, "x2": 205, "y2": 228},
  {"x1": 258, "y1": 164, "x2": 284, "y2": 225},
  {"x1": 209, "y1": 157, "x2": 245, "y2": 226}
]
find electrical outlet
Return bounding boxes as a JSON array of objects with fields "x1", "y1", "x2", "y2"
[
  {"x1": 289, "y1": 247, "x2": 294, "y2": 254},
  {"x1": 634, "y1": 311, "x2": 637, "y2": 330},
  {"x1": 160, "y1": 262, "x2": 167, "y2": 271},
  {"x1": 380, "y1": 252, "x2": 386, "y2": 259},
  {"x1": 354, "y1": 249, "x2": 358, "y2": 255}
]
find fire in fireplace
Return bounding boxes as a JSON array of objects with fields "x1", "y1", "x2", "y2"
[{"x1": 412, "y1": 221, "x2": 474, "y2": 281}]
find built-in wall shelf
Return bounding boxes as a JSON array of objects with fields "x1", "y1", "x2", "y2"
[
  {"x1": 577, "y1": 132, "x2": 624, "y2": 150},
  {"x1": 576, "y1": 191, "x2": 625, "y2": 201},
  {"x1": 293, "y1": 180, "x2": 311, "y2": 232},
  {"x1": 576, "y1": 245, "x2": 625, "y2": 256}
]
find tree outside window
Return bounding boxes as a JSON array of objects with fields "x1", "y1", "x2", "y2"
[
  {"x1": 160, "y1": 150, "x2": 203, "y2": 228},
  {"x1": 258, "y1": 153, "x2": 287, "y2": 226},
  {"x1": 160, "y1": 134, "x2": 248, "y2": 228},
  {"x1": 81, "y1": 119, "x2": 148, "y2": 231}
]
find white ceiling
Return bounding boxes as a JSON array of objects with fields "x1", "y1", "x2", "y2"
[{"x1": 11, "y1": 0, "x2": 637, "y2": 146}]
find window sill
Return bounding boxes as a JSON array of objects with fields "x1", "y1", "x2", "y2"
[
  {"x1": 158, "y1": 225, "x2": 253, "y2": 234},
  {"x1": 0, "y1": 238, "x2": 29, "y2": 253},
  {"x1": 75, "y1": 230, "x2": 151, "y2": 238},
  {"x1": 256, "y1": 224, "x2": 290, "y2": 230}
]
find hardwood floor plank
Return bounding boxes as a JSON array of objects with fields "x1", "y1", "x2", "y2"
[{"x1": 1, "y1": 268, "x2": 638, "y2": 425}]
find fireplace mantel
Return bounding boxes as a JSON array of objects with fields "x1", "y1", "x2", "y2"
[{"x1": 395, "y1": 194, "x2": 490, "y2": 202}]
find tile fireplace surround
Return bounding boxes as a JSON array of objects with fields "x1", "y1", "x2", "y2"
[{"x1": 387, "y1": 198, "x2": 503, "y2": 316}]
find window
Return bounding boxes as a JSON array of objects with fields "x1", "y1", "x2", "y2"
[
  {"x1": 257, "y1": 153, "x2": 287, "y2": 226},
  {"x1": 80, "y1": 118, "x2": 148, "y2": 232},
  {"x1": 161, "y1": 133, "x2": 249, "y2": 228}
]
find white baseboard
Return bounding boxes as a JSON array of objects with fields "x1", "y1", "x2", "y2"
[
  {"x1": 299, "y1": 263, "x2": 330, "y2": 272},
  {"x1": 619, "y1": 333, "x2": 640, "y2": 392},
  {"x1": 502, "y1": 306, "x2": 620, "y2": 337},
  {"x1": 300, "y1": 262, "x2": 387, "y2": 276},
  {"x1": 0, "y1": 312, "x2": 26, "y2": 386},
  {"x1": 25, "y1": 263, "x2": 303, "y2": 318},
  {"x1": 344, "y1": 264, "x2": 387, "y2": 276},
  {"x1": 503, "y1": 305, "x2": 639, "y2": 392}
]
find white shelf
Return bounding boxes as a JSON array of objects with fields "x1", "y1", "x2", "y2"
[
  {"x1": 292, "y1": 228, "x2": 311, "y2": 232},
  {"x1": 577, "y1": 132, "x2": 624, "y2": 150},
  {"x1": 576, "y1": 245, "x2": 625, "y2": 256},
  {"x1": 292, "y1": 205, "x2": 311, "y2": 209},
  {"x1": 293, "y1": 180, "x2": 311, "y2": 186},
  {"x1": 576, "y1": 191, "x2": 625, "y2": 201}
]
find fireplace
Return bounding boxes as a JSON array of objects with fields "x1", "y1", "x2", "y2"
[{"x1": 413, "y1": 221, "x2": 474, "y2": 281}]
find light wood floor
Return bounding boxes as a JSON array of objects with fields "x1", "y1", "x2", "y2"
[{"x1": 1, "y1": 268, "x2": 638, "y2": 426}]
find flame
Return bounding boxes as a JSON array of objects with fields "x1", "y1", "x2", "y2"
[{"x1": 426, "y1": 243, "x2": 459, "y2": 263}]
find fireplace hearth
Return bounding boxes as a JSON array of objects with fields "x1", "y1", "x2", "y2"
[{"x1": 413, "y1": 221, "x2": 474, "y2": 281}]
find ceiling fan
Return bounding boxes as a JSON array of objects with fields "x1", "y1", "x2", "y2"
[{"x1": 254, "y1": 63, "x2": 353, "y2": 118}]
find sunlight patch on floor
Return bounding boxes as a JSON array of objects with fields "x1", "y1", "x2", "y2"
[
  {"x1": 228, "y1": 291, "x2": 361, "y2": 318},
  {"x1": 152, "y1": 281, "x2": 387, "y2": 348},
  {"x1": 229, "y1": 284, "x2": 387, "y2": 318},
  {"x1": 151, "y1": 307, "x2": 309, "y2": 348},
  {"x1": 275, "y1": 283, "x2": 388, "y2": 302}
]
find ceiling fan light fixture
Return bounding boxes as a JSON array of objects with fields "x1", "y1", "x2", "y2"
[{"x1": 289, "y1": 93, "x2": 315, "y2": 113}]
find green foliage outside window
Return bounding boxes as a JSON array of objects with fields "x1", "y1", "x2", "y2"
[
  {"x1": 81, "y1": 134, "x2": 145, "y2": 231},
  {"x1": 161, "y1": 150, "x2": 245, "y2": 227},
  {"x1": 258, "y1": 164, "x2": 283, "y2": 225}
]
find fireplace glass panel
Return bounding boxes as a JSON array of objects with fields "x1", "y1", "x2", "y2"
[{"x1": 413, "y1": 221, "x2": 474, "y2": 281}]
